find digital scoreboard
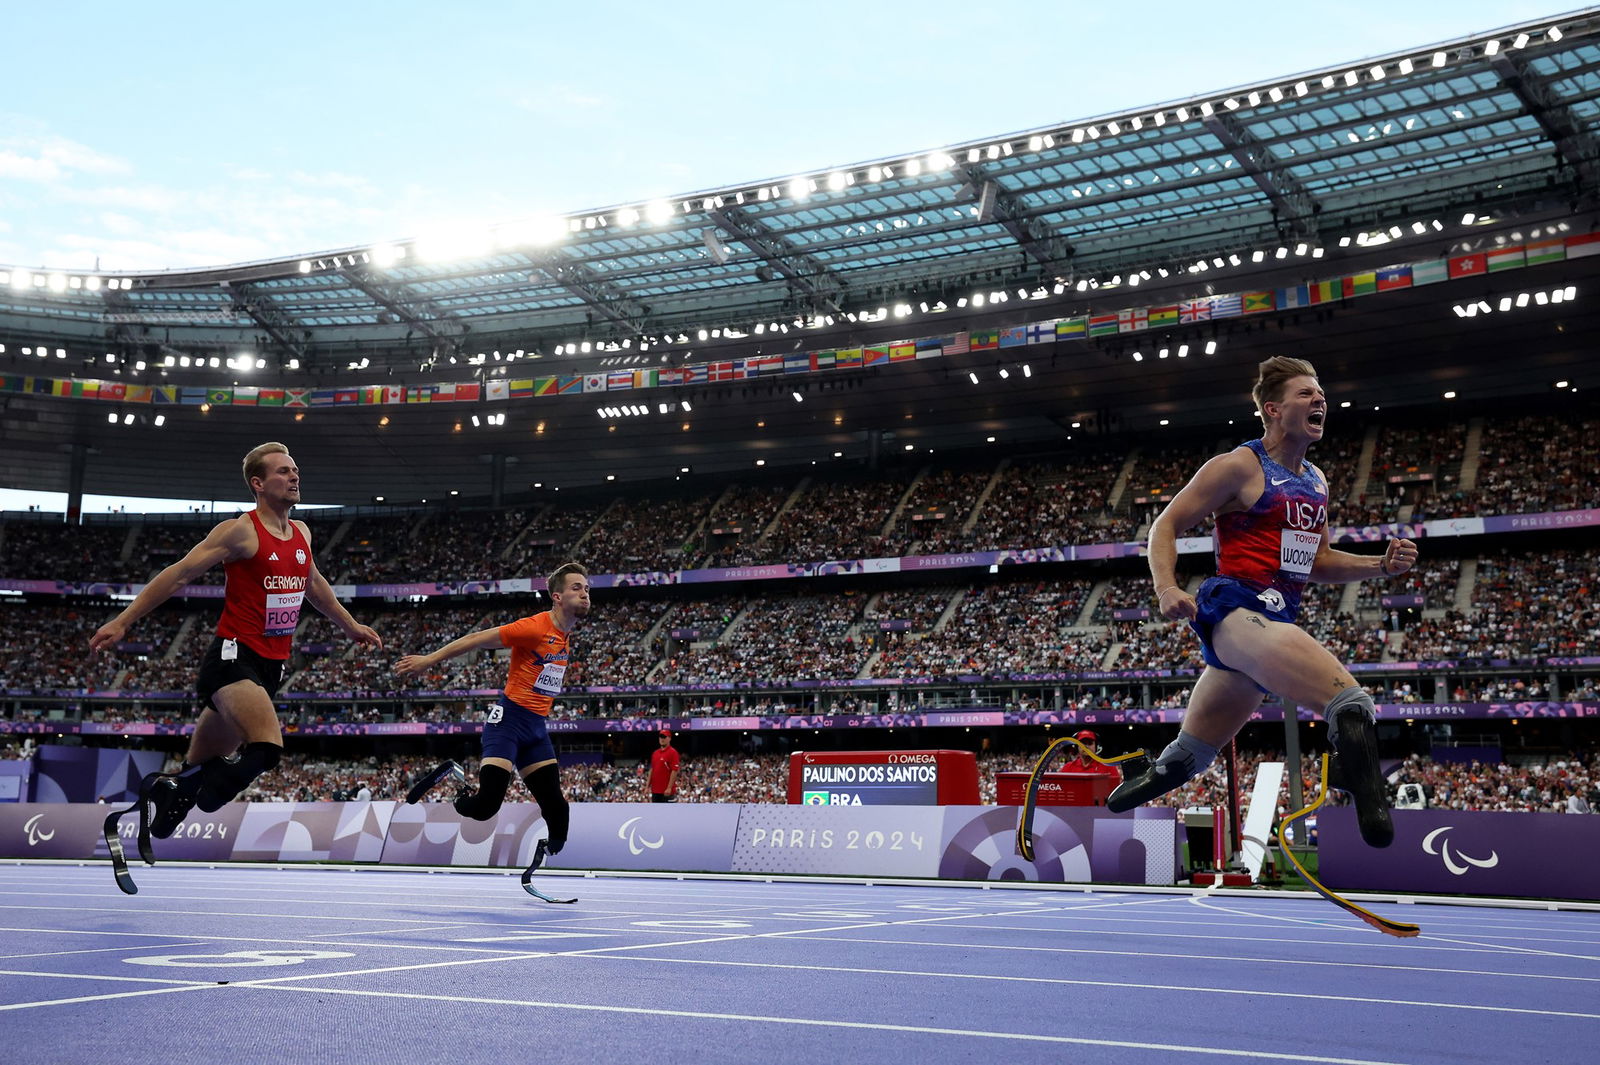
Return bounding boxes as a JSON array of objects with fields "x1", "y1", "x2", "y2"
[{"x1": 787, "y1": 750, "x2": 980, "y2": 806}]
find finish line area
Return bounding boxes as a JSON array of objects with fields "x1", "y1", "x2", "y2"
[{"x1": 1, "y1": 863, "x2": 1596, "y2": 1065}]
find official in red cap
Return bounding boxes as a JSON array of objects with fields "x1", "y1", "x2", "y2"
[
  {"x1": 1066, "y1": 729, "x2": 1121, "y2": 780},
  {"x1": 650, "y1": 727, "x2": 680, "y2": 802}
]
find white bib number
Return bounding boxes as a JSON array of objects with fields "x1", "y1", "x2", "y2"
[
  {"x1": 533, "y1": 662, "x2": 566, "y2": 696},
  {"x1": 486, "y1": 704, "x2": 504, "y2": 724},
  {"x1": 264, "y1": 590, "x2": 304, "y2": 637},
  {"x1": 1279, "y1": 529, "x2": 1321, "y2": 578}
]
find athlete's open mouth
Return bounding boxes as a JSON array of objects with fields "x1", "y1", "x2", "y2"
[{"x1": 1308, "y1": 411, "x2": 1325, "y2": 427}]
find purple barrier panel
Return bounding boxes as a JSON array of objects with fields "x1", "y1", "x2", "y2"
[
  {"x1": 730, "y1": 805, "x2": 946, "y2": 876},
  {"x1": 0, "y1": 803, "x2": 111, "y2": 858},
  {"x1": 232, "y1": 802, "x2": 395, "y2": 863},
  {"x1": 381, "y1": 801, "x2": 545, "y2": 868},
  {"x1": 0, "y1": 761, "x2": 31, "y2": 802},
  {"x1": 106, "y1": 803, "x2": 248, "y2": 862},
  {"x1": 1319, "y1": 808, "x2": 1600, "y2": 900},
  {"x1": 937, "y1": 806, "x2": 1178, "y2": 885},
  {"x1": 557, "y1": 803, "x2": 742, "y2": 872},
  {"x1": 32, "y1": 745, "x2": 165, "y2": 804}
]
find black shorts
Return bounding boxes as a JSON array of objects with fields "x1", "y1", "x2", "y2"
[{"x1": 196, "y1": 636, "x2": 286, "y2": 710}]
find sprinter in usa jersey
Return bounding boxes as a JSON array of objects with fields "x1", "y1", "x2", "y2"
[{"x1": 1107, "y1": 357, "x2": 1419, "y2": 850}]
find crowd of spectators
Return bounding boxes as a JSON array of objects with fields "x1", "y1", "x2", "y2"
[
  {"x1": 1468, "y1": 412, "x2": 1600, "y2": 516},
  {"x1": 656, "y1": 591, "x2": 871, "y2": 684},
  {"x1": 868, "y1": 579, "x2": 1102, "y2": 678},
  {"x1": 0, "y1": 604, "x2": 187, "y2": 691},
  {"x1": 892, "y1": 467, "x2": 993, "y2": 549},
  {"x1": 751, "y1": 475, "x2": 915, "y2": 563},
  {"x1": 581, "y1": 492, "x2": 717, "y2": 574},
  {"x1": 214, "y1": 745, "x2": 1600, "y2": 815},
  {"x1": 700, "y1": 484, "x2": 793, "y2": 567}
]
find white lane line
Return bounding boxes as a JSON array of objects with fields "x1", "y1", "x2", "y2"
[
  {"x1": 0, "y1": 942, "x2": 197, "y2": 962},
  {"x1": 780, "y1": 933, "x2": 1600, "y2": 985},
  {"x1": 0, "y1": 925, "x2": 613, "y2": 956},
  {"x1": 0, "y1": 968, "x2": 213, "y2": 989},
  {"x1": 0, "y1": 984, "x2": 220, "y2": 1012},
  {"x1": 557, "y1": 952, "x2": 1600, "y2": 1020},
  {"x1": 236, "y1": 984, "x2": 1425, "y2": 1065}
]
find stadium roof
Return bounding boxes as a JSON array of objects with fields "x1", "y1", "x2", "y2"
[{"x1": 2, "y1": 11, "x2": 1598, "y2": 504}]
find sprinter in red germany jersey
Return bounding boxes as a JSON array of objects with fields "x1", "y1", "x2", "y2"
[
  {"x1": 90, "y1": 442, "x2": 382, "y2": 844},
  {"x1": 1107, "y1": 357, "x2": 1419, "y2": 850}
]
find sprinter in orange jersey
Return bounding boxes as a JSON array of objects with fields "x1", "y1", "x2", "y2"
[{"x1": 397, "y1": 562, "x2": 590, "y2": 877}]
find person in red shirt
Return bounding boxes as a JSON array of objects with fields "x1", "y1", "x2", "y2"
[
  {"x1": 89, "y1": 442, "x2": 383, "y2": 853},
  {"x1": 1064, "y1": 731, "x2": 1121, "y2": 780},
  {"x1": 398, "y1": 562, "x2": 590, "y2": 873},
  {"x1": 650, "y1": 729, "x2": 680, "y2": 802}
]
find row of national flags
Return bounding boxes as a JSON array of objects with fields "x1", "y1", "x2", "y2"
[{"x1": 6, "y1": 231, "x2": 1596, "y2": 411}]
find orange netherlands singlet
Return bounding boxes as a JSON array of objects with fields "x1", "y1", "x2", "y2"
[
  {"x1": 217, "y1": 510, "x2": 312, "y2": 660},
  {"x1": 499, "y1": 611, "x2": 570, "y2": 715}
]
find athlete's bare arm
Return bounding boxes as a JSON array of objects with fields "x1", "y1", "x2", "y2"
[
  {"x1": 295, "y1": 519, "x2": 383, "y2": 649},
  {"x1": 88, "y1": 517, "x2": 253, "y2": 653},
  {"x1": 1310, "y1": 531, "x2": 1419, "y2": 584},
  {"x1": 1146, "y1": 448, "x2": 1259, "y2": 620},
  {"x1": 394, "y1": 627, "x2": 504, "y2": 676}
]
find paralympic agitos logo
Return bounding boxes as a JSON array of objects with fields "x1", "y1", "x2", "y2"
[
  {"x1": 23, "y1": 814, "x2": 55, "y2": 847},
  {"x1": 1421, "y1": 826, "x2": 1499, "y2": 876}
]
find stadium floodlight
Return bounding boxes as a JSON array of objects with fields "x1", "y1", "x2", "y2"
[
  {"x1": 1251, "y1": 250, "x2": 1266, "y2": 263},
  {"x1": 1177, "y1": 344, "x2": 1189, "y2": 358},
  {"x1": 1432, "y1": 51, "x2": 1447, "y2": 67},
  {"x1": 107, "y1": 412, "x2": 117, "y2": 424},
  {"x1": 1022, "y1": 364, "x2": 1032, "y2": 378},
  {"x1": 122, "y1": 413, "x2": 134, "y2": 426},
  {"x1": 787, "y1": 176, "x2": 812, "y2": 201},
  {"x1": 1204, "y1": 341, "x2": 1217, "y2": 355},
  {"x1": 645, "y1": 199, "x2": 674, "y2": 224},
  {"x1": 1549, "y1": 26, "x2": 1564, "y2": 42},
  {"x1": 298, "y1": 261, "x2": 311, "y2": 274},
  {"x1": 827, "y1": 171, "x2": 848, "y2": 191},
  {"x1": 208, "y1": 356, "x2": 221, "y2": 367},
  {"x1": 154, "y1": 415, "x2": 165, "y2": 427},
  {"x1": 1484, "y1": 39, "x2": 1500, "y2": 56},
  {"x1": 999, "y1": 368, "x2": 1010, "y2": 379},
  {"x1": 968, "y1": 372, "x2": 979, "y2": 384},
  {"x1": 792, "y1": 391, "x2": 804, "y2": 403},
  {"x1": 1275, "y1": 247, "x2": 1288, "y2": 259},
  {"x1": 1515, "y1": 293, "x2": 1530, "y2": 308},
  {"x1": 1130, "y1": 352, "x2": 1143, "y2": 362},
  {"x1": 1498, "y1": 297, "x2": 1513, "y2": 312},
  {"x1": 1564, "y1": 285, "x2": 1577, "y2": 300}
]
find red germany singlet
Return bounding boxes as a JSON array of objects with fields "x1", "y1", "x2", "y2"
[{"x1": 217, "y1": 510, "x2": 312, "y2": 660}]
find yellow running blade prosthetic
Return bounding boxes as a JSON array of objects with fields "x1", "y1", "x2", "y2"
[
  {"x1": 1016, "y1": 735, "x2": 1147, "y2": 861},
  {"x1": 1276, "y1": 754, "x2": 1420, "y2": 938}
]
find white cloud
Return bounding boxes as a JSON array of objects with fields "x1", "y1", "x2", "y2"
[{"x1": 0, "y1": 134, "x2": 129, "y2": 183}]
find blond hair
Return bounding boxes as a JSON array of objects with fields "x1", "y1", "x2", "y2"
[
  {"x1": 1252, "y1": 356, "x2": 1318, "y2": 425},
  {"x1": 242, "y1": 442, "x2": 289, "y2": 495},
  {"x1": 547, "y1": 561, "x2": 588, "y2": 594}
]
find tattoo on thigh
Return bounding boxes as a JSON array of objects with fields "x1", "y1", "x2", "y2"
[
  {"x1": 1332, "y1": 675, "x2": 1349, "y2": 693},
  {"x1": 1247, "y1": 615, "x2": 1266, "y2": 628}
]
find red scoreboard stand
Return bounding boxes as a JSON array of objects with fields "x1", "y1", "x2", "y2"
[
  {"x1": 789, "y1": 750, "x2": 979, "y2": 805},
  {"x1": 994, "y1": 772, "x2": 1116, "y2": 807}
]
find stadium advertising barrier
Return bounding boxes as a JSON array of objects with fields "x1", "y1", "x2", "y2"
[
  {"x1": 0, "y1": 801, "x2": 1181, "y2": 886},
  {"x1": 4, "y1": 505, "x2": 1597, "y2": 602},
  {"x1": 1318, "y1": 807, "x2": 1600, "y2": 901}
]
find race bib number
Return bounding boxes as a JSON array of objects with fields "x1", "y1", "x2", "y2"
[
  {"x1": 1279, "y1": 529, "x2": 1321, "y2": 577},
  {"x1": 486, "y1": 704, "x2": 504, "y2": 724},
  {"x1": 264, "y1": 591, "x2": 304, "y2": 637},
  {"x1": 533, "y1": 662, "x2": 566, "y2": 696}
]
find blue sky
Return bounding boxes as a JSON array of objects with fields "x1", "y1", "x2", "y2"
[
  {"x1": 0, "y1": 1, "x2": 1564, "y2": 512},
  {"x1": 0, "y1": 0, "x2": 1558, "y2": 273}
]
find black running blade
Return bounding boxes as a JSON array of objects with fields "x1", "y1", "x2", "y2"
[
  {"x1": 522, "y1": 882, "x2": 578, "y2": 904},
  {"x1": 104, "y1": 808, "x2": 138, "y2": 895}
]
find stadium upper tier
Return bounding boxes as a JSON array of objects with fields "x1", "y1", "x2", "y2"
[{"x1": 3, "y1": 14, "x2": 1600, "y2": 501}]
